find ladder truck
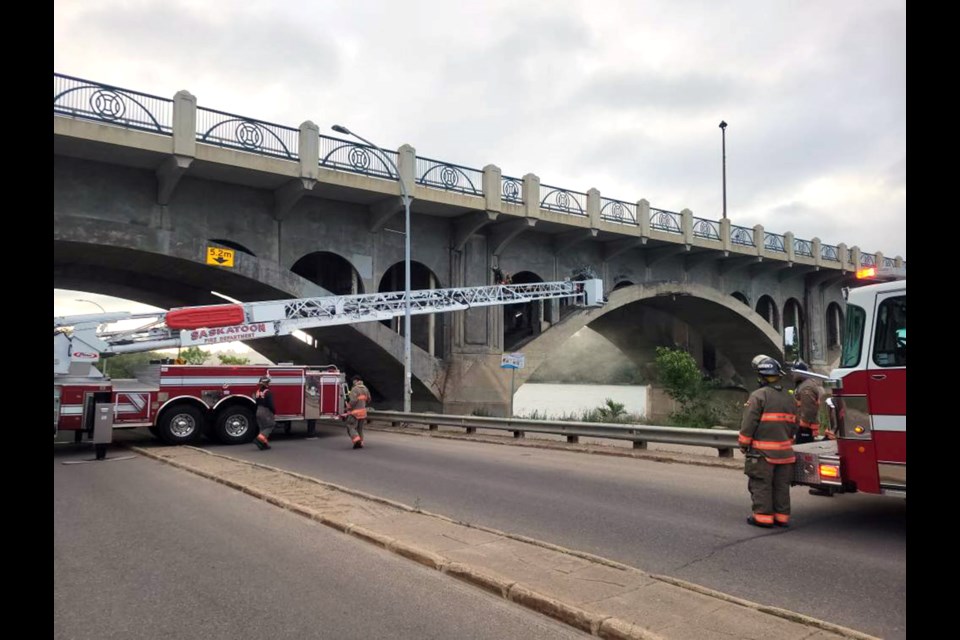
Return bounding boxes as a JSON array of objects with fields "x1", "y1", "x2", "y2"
[
  {"x1": 54, "y1": 279, "x2": 605, "y2": 446},
  {"x1": 791, "y1": 266, "x2": 906, "y2": 497}
]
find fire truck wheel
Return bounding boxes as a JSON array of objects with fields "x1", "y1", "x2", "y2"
[
  {"x1": 157, "y1": 405, "x2": 205, "y2": 446},
  {"x1": 214, "y1": 406, "x2": 257, "y2": 445},
  {"x1": 148, "y1": 425, "x2": 161, "y2": 440}
]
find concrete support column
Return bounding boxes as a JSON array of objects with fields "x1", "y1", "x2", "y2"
[
  {"x1": 522, "y1": 174, "x2": 541, "y2": 219},
  {"x1": 428, "y1": 272, "x2": 436, "y2": 357},
  {"x1": 785, "y1": 231, "x2": 795, "y2": 262},
  {"x1": 172, "y1": 91, "x2": 197, "y2": 157},
  {"x1": 838, "y1": 243, "x2": 849, "y2": 271},
  {"x1": 806, "y1": 276, "x2": 827, "y2": 367},
  {"x1": 398, "y1": 144, "x2": 416, "y2": 194},
  {"x1": 753, "y1": 225, "x2": 765, "y2": 256},
  {"x1": 875, "y1": 252, "x2": 884, "y2": 268},
  {"x1": 812, "y1": 237, "x2": 823, "y2": 267},
  {"x1": 720, "y1": 218, "x2": 731, "y2": 252},
  {"x1": 895, "y1": 255, "x2": 904, "y2": 267},
  {"x1": 483, "y1": 164, "x2": 502, "y2": 213},
  {"x1": 587, "y1": 188, "x2": 601, "y2": 228},
  {"x1": 681, "y1": 209, "x2": 693, "y2": 246},
  {"x1": 851, "y1": 246, "x2": 862, "y2": 270},
  {"x1": 638, "y1": 199, "x2": 651, "y2": 239},
  {"x1": 298, "y1": 121, "x2": 319, "y2": 180}
]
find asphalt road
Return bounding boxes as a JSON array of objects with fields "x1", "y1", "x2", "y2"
[
  {"x1": 53, "y1": 444, "x2": 589, "y2": 640},
  {"x1": 201, "y1": 426, "x2": 906, "y2": 639}
]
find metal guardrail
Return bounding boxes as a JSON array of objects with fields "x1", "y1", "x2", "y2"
[{"x1": 369, "y1": 410, "x2": 738, "y2": 457}]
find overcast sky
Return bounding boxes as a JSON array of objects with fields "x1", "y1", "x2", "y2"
[{"x1": 54, "y1": 0, "x2": 905, "y2": 266}]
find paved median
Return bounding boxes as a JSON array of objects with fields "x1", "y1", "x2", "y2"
[{"x1": 131, "y1": 443, "x2": 876, "y2": 640}]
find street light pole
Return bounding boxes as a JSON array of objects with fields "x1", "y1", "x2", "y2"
[
  {"x1": 76, "y1": 298, "x2": 109, "y2": 377},
  {"x1": 719, "y1": 121, "x2": 728, "y2": 219},
  {"x1": 331, "y1": 125, "x2": 414, "y2": 412}
]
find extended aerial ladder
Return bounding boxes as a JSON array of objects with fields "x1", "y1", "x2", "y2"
[{"x1": 54, "y1": 279, "x2": 605, "y2": 376}]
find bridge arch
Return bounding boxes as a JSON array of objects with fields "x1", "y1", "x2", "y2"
[
  {"x1": 756, "y1": 295, "x2": 780, "y2": 331},
  {"x1": 210, "y1": 239, "x2": 256, "y2": 257},
  {"x1": 378, "y1": 261, "x2": 445, "y2": 358},
  {"x1": 731, "y1": 291, "x2": 749, "y2": 306},
  {"x1": 514, "y1": 281, "x2": 784, "y2": 387},
  {"x1": 503, "y1": 270, "x2": 549, "y2": 351},
  {"x1": 54, "y1": 218, "x2": 445, "y2": 405},
  {"x1": 783, "y1": 297, "x2": 804, "y2": 362},
  {"x1": 826, "y1": 301, "x2": 844, "y2": 366},
  {"x1": 291, "y1": 251, "x2": 364, "y2": 295}
]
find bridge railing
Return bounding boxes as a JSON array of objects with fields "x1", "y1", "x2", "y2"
[
  {"x1": 53, "y1": 72, "x2": 904, "y2": 268},
  {"x1": 600, "y1": 198, "x2": 639, "y2": 225},
  {"x1": 501, "y1": 175, "x2": 523, "y2": 205},
  {"x1": 693, "y1": 217, "x2": 720, "y2": 240},
  {"x1": 730, "y1": 224, "x2": 755, "y2": 247},
  {"x1": 318, "y1": 134, "x2": 398, "y2": 180},
  {"x1": 54, "y1": 73, "x2": 173, "y2": 135},
  {"x1": 539, "y1": 185, "x2": 588, "y2": 216},
  {"x1": 650, "y1": 208, "x2": 682, "y2": 234},
  {"x1": 196, "y1": 107, "x2": 299, "y2": 160},
  {"x1": 369, "y1": 410, "x2": 738, "y2": 457},
  {"x1": 416, "y1": 157, "x2": 483, "y2": 196}
]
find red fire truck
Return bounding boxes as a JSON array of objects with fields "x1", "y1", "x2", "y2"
[
  {"x1": 792, "y1": 266, "x2": 906, "y2": 497},
  {"x1": 54, "y1": 278, "x2": 605, "y2": 445}
]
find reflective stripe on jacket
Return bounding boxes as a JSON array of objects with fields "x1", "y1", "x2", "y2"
[
  {"x1": 739, "y1": 385, "x2": 798, "y2": 464},
  {"x1": 347, "y1": 384, "x2": 370, "y2": 419}
]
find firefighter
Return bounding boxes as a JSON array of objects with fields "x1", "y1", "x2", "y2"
[
  {"x1": 739, "y1": 355, "x2": 798, "y2": 528},
  {"x1": 253, "y1": 376, "x2": 276, "y2": 450},
  {"x1": 791, "y1": 360, "x2": 825, "y2": 443},
  {"x1": 344, "y1": 374, "x2": 370, "y2": 449}
]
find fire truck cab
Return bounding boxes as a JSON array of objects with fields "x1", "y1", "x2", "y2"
[{"x1": 793, "y1": 267, "x2": 906, "y2": 497}]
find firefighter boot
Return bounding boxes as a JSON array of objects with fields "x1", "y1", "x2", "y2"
[
  {"x1": 746, "y1": 515, "x2": 774, "y2": 529},
  {"x1": 255, "y1": 434, "x2": 271, "y2": 450},
  {"x1": 352, "y1": 436, "x2": 362, "y2": 449}
]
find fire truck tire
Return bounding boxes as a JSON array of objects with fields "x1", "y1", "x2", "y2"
[
  {"x1": 148, "y1": 425, "x2": 161, "y2": 439},
  {"x1": 213, "y1": 406, "x2": 257, "y2": 445},
  {"x1": 157, "y1": 405, "x2": 205, "y2": 446}
]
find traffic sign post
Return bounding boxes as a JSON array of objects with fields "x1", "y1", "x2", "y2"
[{"x1": 500, "y1": 353, "x2": 525, "y2": 417}]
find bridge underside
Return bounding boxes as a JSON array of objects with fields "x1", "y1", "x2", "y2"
[{"x1": 54, "y1": 239, "x2": 441, "y2": 407}]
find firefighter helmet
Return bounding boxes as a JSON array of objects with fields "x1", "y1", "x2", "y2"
[
  {"x1": 790, "y1": 359, "x2": 809, "y2": 372},
  {"x1": 751, "y1": 355, "x2": 784, "y2": 377}
]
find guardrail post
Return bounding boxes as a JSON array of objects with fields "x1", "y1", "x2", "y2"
[{"x1": 712, "y1": 427, "x2": 734, "y2": 457}]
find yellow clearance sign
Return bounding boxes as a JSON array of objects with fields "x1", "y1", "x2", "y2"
[{"x1": 206, "y1": 247, "x2": 235, "y2": 268}]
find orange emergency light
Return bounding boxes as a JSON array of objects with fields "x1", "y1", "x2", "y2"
[
  {"x1": 819, "y1": 464, "x2": 840, "y2": 479},
  {"x1": 856, "y1": 267, "x2": 877, "y2": 279}
]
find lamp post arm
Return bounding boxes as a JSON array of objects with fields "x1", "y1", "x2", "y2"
[{"x1": 342, "y1": 132, "x2": 411, "y2": 202}]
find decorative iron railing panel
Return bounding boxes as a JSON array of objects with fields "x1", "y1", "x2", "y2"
[
  {"x1": 415, "y1": 157, "x2": 482, "y2": 196},
  {"x1": 501, "y1": 176, "x2": 523, "y2": 205},
  {"x1": 600, "y1": 198, "x2": 638, "y2": 225},
  {"x1": 318, "y1": 135, "x2": 398, "y2": 180},
  {"x1": 539, "y1": 185, "x2": 587, "y2": 216},
  {"x1": 692, "y1": 217, "x2": 720, "y2": 240},
  {"x1": 54, "y1": 73, "x2": 173, "y2": 135},
  {"x1": 794, "y1": 238, "x2": 813, "y2": 257},
  {"x1": 730, "y1": 225, "x2": 755, "y2": 247},
  {"x1": 883, "y1": 257, "x2": 895, "y2": 267},
  {"x1": 196, "y1": 108, "x2": 298, "y2": 160},
  {"x1": 821, "y1": 244, "x2": 839, "y2": 261},
  {"x1": 764, "y1": 232, "x2": 786, "y2": 253},
  {"x1": 860, "y1": 253, "x2": 875, "y2": 267},
  {"x1": 650, "y1": 208, "x2": 682, "y2": 233}
]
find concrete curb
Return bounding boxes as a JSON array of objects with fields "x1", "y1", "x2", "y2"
[{"x1": 127, "y1": 444, "x2": 877, "y2": 640}]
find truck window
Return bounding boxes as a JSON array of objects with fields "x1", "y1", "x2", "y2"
[
  {"x1": 872, "y1": 295, "x2": 906, "y2": 367},
  {"x1": 840, "y1": 304, "x2": 865, "y2": 368}
]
